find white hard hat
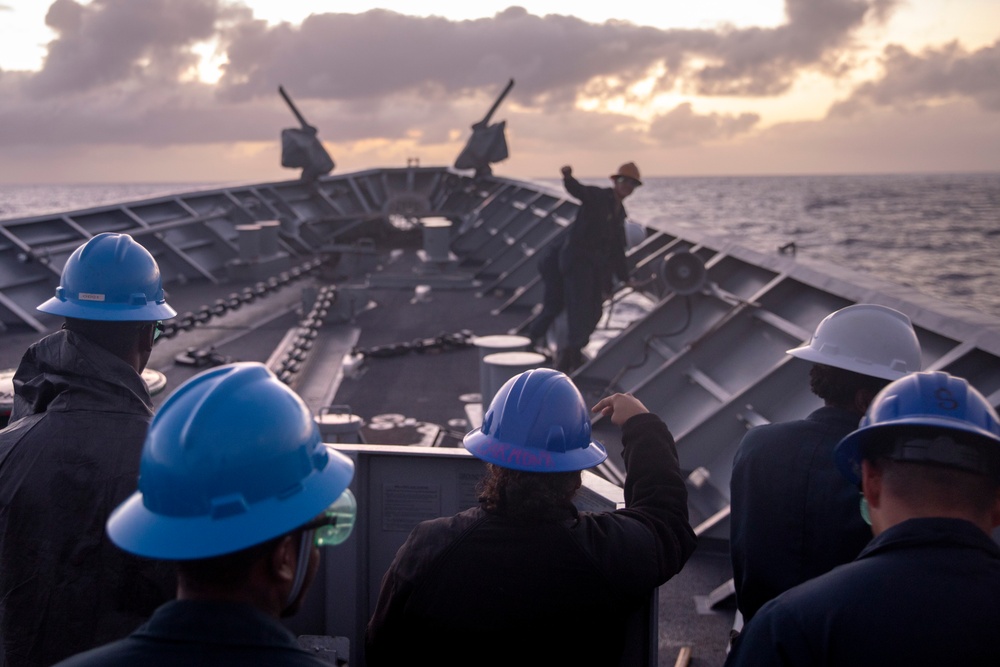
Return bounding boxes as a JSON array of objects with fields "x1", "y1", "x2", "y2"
[{"x1": 786, "y1": 304, "x2": 922, "y2": 381}]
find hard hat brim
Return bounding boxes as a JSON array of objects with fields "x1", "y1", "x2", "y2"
[
  {"x1": 835, "y1": 417, "x2": 1000, "y2": 485},
  {"x1": 464, "y1": 430, "x2": 608, "y2": 472},
  {"x1": 107, "y1": 445, "x2": 354, "y2": 560},
  {"x1": 37, "y1": 297, "x2": 178, "y2": 322},
  {"x1": 786, "y1": 344, "x2": 908, "y2": 381}
]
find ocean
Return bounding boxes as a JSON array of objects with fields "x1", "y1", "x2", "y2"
[{"x1": 2, "y1": 172, "x2": 999, "y2": 318}]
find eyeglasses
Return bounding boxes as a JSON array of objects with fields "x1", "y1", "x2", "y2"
[
  {"x1": 301, "y1": 488, "x2": 357, "y2": 547},
  {"x1": 859, "y1": 492, "x2": 871, "y2": 526},
  {"x1": 615, "y1": 176, "x2": 640, "y2": 189},
  {"x1": 153, "y1": 321, "x2": 165, "y2": 341}
]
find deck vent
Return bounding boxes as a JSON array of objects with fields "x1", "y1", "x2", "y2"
[{"x1": 661, "y1": 250, "x2": 706, "y2": 296}]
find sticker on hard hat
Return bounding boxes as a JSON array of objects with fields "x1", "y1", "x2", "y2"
[
  {"x1": 78, "y1": 293, "x2": 106, "y2": 302},
  {"x1": 482, "y1": 442, "x2": 554, "y2": 469}
]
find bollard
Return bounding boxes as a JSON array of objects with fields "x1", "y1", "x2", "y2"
[
  {"x1": 315, "y1": 406, "x2": 364, "y2": 444},
  {"x1": 474, "y1": 335, "x2": 530, "y2": 404},
  {"x1": 236, "y1": 224, "x2": 261, "y2": 262},
  {"x1": 481, "y1": 351, "x2": 547, "y2": 407}
]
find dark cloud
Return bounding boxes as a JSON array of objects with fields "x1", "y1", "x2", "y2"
[
  {"x1": 215, "y1": 0, "x2": 901, "y2": 105},
  {"x1": 24, "y1": 0, "x2": 245, "y2": 97},
  {"x1": 2, "y1": 0, "x2": 996, "y2": 179},
  {"x1": 832, "y1": 39, "x2": 1000, "y2": 115}
]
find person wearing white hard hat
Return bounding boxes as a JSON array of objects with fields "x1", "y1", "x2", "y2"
[
  {"x1": 728, "y1": 304, "x2": 923, "y2": 629},
  {"x1": 0, "y1": 233, "x2": 177, "y2": 667},
  {"x1": 525, "y1": 163, "x2": 643, "y2": 374}
]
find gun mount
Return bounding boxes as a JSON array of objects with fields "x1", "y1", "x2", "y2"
[
  {"x1": 279, "y1": 85, "x2": 335, "y2": 181},
  {"x1": 454, "y1": 78, "x2": 514, "y2": 179}
]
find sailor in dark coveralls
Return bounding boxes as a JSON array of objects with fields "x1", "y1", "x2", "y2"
[
  {"x1": 54, "y1": 362, "x2": 358, "y2": 667},
  {"x1": 0, "y1": 233, "x2": 177, "y2": 667},
  {"x1": 726, "y1": 371, "x2": 1000, "y2": 666},
  {"x1": 729, "y1": 304, "x2": 922, "y2": 626},
  {"x1": 527, "y1": 163, "x2": 641, "y2": 373},
  {"x1": 365, "y1": 368, "x2": 697, "y2": 666}
]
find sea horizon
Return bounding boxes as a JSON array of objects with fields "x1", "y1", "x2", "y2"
[{"x1": 1, "y1": 171, "x2": 998, "y2": 319}]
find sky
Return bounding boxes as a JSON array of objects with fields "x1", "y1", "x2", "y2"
[{"x1": 0, "y1": 0, "x2": 999, "y2": 183}]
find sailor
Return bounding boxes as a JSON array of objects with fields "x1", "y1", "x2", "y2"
[
  {"x1": 0, "y1": 233, "x2": 177, "y2": 667},
  {"x1": 729, "y1": 304, "x2": 922, "y2": 626},
  {"x1": 365, "y1": 368, "x2": 697, "y2": 666},
  {"x1": 54, "y1": 362, "x2": 357, "y2": 667},
  {"x1": 726, "y1": 371, "x2": 1000, "y2": 665},
  {"x1": 526, "y1": 163, "x2": 642, "y2": 374}
]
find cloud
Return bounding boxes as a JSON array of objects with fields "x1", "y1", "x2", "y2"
[
  {"x1": 649, "y1": 103, "x2": 760, "y2": 146},
  {"x1": 686, "y1": 0, "x2": 899, "y2": 96},
  {"x1": 0, "y1": 0, "x2": 997, "y2": 182},
  {"x1": 213, "y1": 0, "x2": 900, "y2": 105},
  {"x1": 831, "y1": 39, "x2": 1000, "y2": 115},
  {"x1": 24, "y1": 0, "x2": 245, "y2": 97}
]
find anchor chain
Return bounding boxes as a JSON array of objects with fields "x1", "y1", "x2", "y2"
[
  {"x1": 158, "y1": 258, "x2": 324, "y2": 341},
  {"x1": 352, "y1": 330, "x2": 475, "y2": 360},
  {"x1": 274, "y1": 284, "x2": 337, "y2": 385}
]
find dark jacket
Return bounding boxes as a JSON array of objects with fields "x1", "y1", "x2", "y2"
[
  {"x1": 729, "y1": 406, "x2": 872, "y2": 622},
  {"x1": 53, "y1": 600, "x2": 330, "y2": 667},
  {"x1": 0, "y1": 330, "x2": 174, "y2": 667},
  {"x1": 561, "y1": 173, "x2": 630, "y2": 292},
  {"x1": 725, "y1": 518, "x2": 1000, "y2": 666},
  {"x1": 365, "y1": 412, "x2": 697, "y2": 666}
]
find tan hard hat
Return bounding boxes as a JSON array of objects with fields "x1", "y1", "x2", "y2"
[{"x1": 611, "y1": 162, "x2": 642, "y2": 186}]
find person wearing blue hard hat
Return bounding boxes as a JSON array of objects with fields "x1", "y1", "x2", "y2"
[
  {"x1": 366, "y1": 368, "x2": 696, "y2": 666},
  {"x1": 0, "y1": 233, "x2": 177, "y2": 667},
  {"x1": 54, "y1": 362, "x2": 357, "y2": 667},
  {"x1": 726, "y1": 371, "x2": 1000, "y2": 666}
]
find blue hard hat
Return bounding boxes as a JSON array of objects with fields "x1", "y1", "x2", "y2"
[
  {"x1": 37, "y1": 232, "x2": 176, "y2": 321},
  {"x1": 107, "y1": 362, "x2": 355, "y2": 560},
  {"x1": 464, "y1": 368, "x2": 607, "y2": 472},
  {"x1": 835, "y1": 371, "x2": 1000, "y2": 485}
]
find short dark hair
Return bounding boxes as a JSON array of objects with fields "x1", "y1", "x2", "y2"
[
  {"x1": 478, "y1": 464, "x2": 582, "y2": 521},
  {"x1": 879, "y1": 457, "x2": 998, "y2": 515},
  {"x1": 63, "y1": 317, "x2": 153, "y2": 357},
  {"x1": 175, "y1": 535, "x2": 286, "y2": 592},
  {"x1": 809, "y1": 363, "x2": 889, "y2": 408}
]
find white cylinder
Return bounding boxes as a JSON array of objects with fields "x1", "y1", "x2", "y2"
[
  {"x1": 315, "y1": 407, "x2": 365, "y2": 444},
  {"x1": 481, "y1": 351, "x2": 547, "y2": 407},
  {"x1": 474, "y1": 335, "x2": 531, "y2": 402}
]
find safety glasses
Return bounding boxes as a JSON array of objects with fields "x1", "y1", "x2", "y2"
[
  {"x1": 301, "y1": 488, "x2": 357, "y2": 547},
  {"x1": 615, "y1": 176, "x2": 640, "y2": 189},
  {"x1": 153, "y1": 321, "x2": 165, "y2": 340}
]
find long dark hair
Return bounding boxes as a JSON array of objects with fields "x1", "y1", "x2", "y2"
[{"x1": 478, "y1": 463, "x2": 582, "y2": 521}]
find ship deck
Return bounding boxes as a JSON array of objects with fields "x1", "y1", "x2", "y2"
[{"x1": 0, "y1": 227, "x2": 737, "y2": 666}]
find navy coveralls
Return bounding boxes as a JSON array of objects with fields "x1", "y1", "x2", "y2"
[
  {"x1": 54, "y1": 600, "x2": 330, "y2": 666},
  {"x1": 528, "y1": 173, "x2": 629, "y2": 354},
  {"x1": 726, "y1": 518, "x2": 1000, "y2": 666},
  {"x1": 729, "y1": 406, "x2": 873, "y2": 622}
]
